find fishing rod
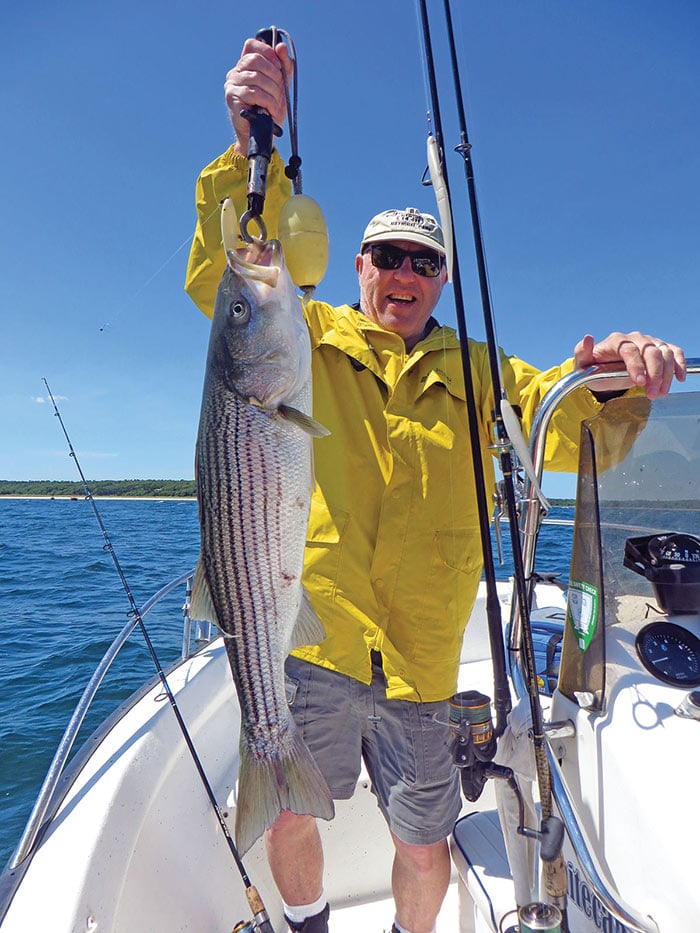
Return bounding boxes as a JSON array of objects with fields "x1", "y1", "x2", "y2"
[
  {"x1": 419, "y1": 0, "x2": 567, "y2": 931},
  {"x1": 415, "y1": 1, "x2": 511, "y2": 745},
  {"x1": 424, "y1": 0, "x2": 570, "y2": 924},
  {"x1": 42, "y1": 378, "x2": 275, "y2": 933}
]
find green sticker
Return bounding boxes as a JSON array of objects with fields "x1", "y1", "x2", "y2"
[{"x1": 567, "y1": 580, "x2": 599, "y2": 652}]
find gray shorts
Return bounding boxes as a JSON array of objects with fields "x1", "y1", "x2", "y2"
[{"x1": 284, "y1": 653, "x2": 461, "y2": 846}]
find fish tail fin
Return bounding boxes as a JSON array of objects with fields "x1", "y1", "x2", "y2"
[{"x1": 235, "y1": 729, "x2": 335, "y2": 856}]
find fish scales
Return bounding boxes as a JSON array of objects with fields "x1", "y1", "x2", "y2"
[
  {"x1": 200, "y1": 395, "x2": 304, "y2": 739},
  {"x1": 191, "y1": 240, "x2": 333, "y2": 856},
  {"x1": 210, "y1": 402, "x2": 300, "y2": 721}
]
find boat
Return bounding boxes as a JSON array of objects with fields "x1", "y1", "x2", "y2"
[{"x1": 1, "y1": 361, "x2": 698, "y2": 932}]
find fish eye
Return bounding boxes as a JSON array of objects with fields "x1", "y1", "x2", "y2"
[{"x1": 229, "y1": 298, "x2": 250, "y2": 322}]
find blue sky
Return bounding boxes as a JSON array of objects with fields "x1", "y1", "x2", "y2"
[{"x1": 2, "y1": 1, "x2": 698, "y2": 499}]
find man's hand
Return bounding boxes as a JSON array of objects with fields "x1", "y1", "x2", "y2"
[
  {"x1": 574, "y1": 331, "x2": 686, "y2": 399},
  {"x1": 225, "y1": 38, "x2": 293, "y2": 155}
]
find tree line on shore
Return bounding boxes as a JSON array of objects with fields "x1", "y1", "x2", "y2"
[
  {"x1": 0, "y1": 479, "x2": 196, "y2": 498},
  {"x1": 1, "y1": 479, "x2": 576, "y2": 506}
]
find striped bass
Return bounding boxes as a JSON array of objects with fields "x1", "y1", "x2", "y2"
[{"x1": 190, "y1": 239, "x2": 333, "y2": 856}]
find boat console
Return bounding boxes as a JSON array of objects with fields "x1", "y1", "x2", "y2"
[{"x1": 454, "y1": 368, "x2": 700, "y2": 933}]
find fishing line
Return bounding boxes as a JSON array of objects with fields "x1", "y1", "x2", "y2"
[
  {"x1": 97, "y1": 230, "x2": 208, "y2": 333},
  {"x1": 41, "y1": 377, "x2": 275, "y2": 933},
  {"x1": 97, "y1": 203, "x2": 223, "y2": 333}
]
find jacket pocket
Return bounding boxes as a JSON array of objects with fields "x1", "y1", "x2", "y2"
[
  {"x1": 435, "y1": 528, "x2": 481, "y2": 575},
  {"x1": 304, "y1": 494, "x2": 349, "y2": 600}
]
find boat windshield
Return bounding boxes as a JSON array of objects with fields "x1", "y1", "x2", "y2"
[
  {"x1": 596, "y1": 392, "x2": 699, "y2": 594},
  {"x1": 559, "y1": 391, "x2": 700, "y2": 706}
]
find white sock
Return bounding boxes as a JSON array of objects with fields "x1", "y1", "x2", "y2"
[
  {"x1": 392, "y1": 921, "x2": 435, "y2": 933},
  {"x1": 283, "y1": 891, "x2": 327, "y2": 923}
]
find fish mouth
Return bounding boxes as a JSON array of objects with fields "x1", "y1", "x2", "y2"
[{"x1": 226, "y1": 240, "x2": 284, "y2": 287}]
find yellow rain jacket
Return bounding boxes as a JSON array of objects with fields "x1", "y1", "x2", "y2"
[{"x1": 185, "y1": 147, "x2": 602, "y2": 702}]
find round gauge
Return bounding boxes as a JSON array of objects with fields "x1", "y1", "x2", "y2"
[
  {"x1": 648, "y1": 533, "x2": 700, "y2": 567},
  {"x1": 636, "y1": 621, "x2": 700, "y2": 687}
]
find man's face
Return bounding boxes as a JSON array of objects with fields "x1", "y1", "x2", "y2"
[{"x1": 355, "y1": 240, "x2": 447, "y2": 350}]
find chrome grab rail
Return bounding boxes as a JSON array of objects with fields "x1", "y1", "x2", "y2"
[
  {"x1": 10, "y1": 569, "x2": 196, "y2": 870},
  {"x1": 510, "y1": 359, "x2": 700, "y2": 933},
  {"x1": 546, "y1": 745, "x2": 659, "y2": 933}
]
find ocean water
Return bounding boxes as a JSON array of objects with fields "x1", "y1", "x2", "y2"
[{"x1": 0, "y1": 498, "x2": 573, "y2": 868}]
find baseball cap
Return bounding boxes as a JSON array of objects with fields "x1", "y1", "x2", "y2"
[{"x1": 360, "y1": 207, "x2": 446, "y2": 256}]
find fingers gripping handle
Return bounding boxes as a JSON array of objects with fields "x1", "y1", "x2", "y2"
[{"x1": 240, "y1": 27, "x2": 284, "y2": 242}]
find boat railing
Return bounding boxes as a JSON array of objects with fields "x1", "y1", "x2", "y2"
[
  {"x1": 9, "y1": 568, "x2": 202, "y2": 870},
  {"x1": 511, "y1": 358, "x2": 700, "y2": 933}
]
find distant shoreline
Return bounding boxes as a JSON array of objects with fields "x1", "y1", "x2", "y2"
[
  {"x1": 0, "y1": 480, "x2": 575, "y2": 507},
  {"x1": 0, "y1": 480, "x2": 196, "y2": 499}
]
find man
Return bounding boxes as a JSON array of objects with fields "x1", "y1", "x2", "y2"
[{"x1": 185, "y1": 37, "x2": 686, "y2": 933}]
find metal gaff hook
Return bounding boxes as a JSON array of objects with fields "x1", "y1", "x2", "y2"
[{"x1": 240, "y1": 209, "x2": 268, "y2": 244}]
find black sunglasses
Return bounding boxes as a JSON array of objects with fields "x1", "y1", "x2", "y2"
[{"x1": 363, "y1": 243, "x2": 444, "y2": 278}]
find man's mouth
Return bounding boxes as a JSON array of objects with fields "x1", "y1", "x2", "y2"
[{"x1": 387, "y1": 293, "x2": 416, "y2": 305}]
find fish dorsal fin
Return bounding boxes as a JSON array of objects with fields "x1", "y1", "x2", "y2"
[
  {"x1": 288, "y1": 590, "x2": 326, "y2": 651},
  {"x1": 279, "y1": 405, "x2": 330, "y2": 438}
]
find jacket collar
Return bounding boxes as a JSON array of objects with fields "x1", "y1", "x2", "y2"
[{"x1": 317, "y1": 305, "x2": 465, "y2": 399}]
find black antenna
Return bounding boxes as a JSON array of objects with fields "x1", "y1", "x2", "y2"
[{"x1": 42, "y1": 378, "x2": 274, "y2": 933}]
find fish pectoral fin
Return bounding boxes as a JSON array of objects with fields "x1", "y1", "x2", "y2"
[
  {"x1": 243, "y1": 399, "x2": 330, "y2": 439},
  {"x1": 288, "y1": 590, "x2": 326, "y2": 650},
  {"x1": 278, "y1": 405, "x2": 330, "y2": 438},
  {"x1": 189, "y1": 558, "x2": 221, "y2": 626}
]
